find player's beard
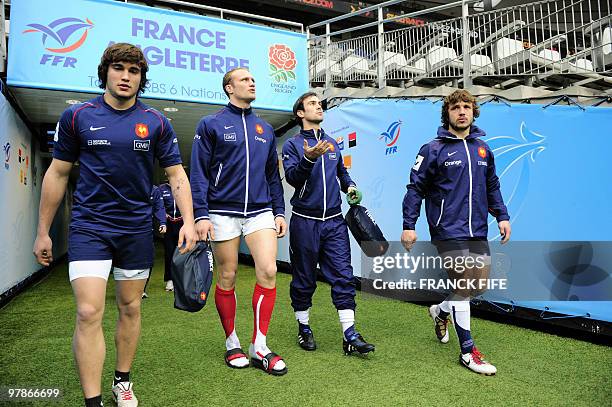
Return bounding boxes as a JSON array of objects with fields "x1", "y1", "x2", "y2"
[{"x1": 449, "y1": 117, "x2": 472, "y2": 133}]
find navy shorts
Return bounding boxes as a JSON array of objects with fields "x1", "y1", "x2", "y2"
[
  {"x1": 68, "y1": 227, "x2": 154, "y2": 270},
  {"x1": 433, "y1": 238, "x2": 491, "y2": 257}
]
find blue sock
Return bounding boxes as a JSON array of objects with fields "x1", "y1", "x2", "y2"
[
  {"x1": 452, "y1": 307, "x2": 474, "y2": 354},
  {"x1": 84, "y1": 395, "x2": 103, "y2": 407},
  {"x1": 343, "y1": 324, "x2": 357, "y2": 340}
]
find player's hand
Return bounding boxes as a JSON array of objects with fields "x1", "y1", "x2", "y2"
[
  {"x1": 33, "y1": 234, "x2": 53, "y2": 266},
  {"x1": 275, "y1": 216, "x2": 287, "y2": 238},
  {"x1": 346, "y1": 186, "x2": 362, "y2": 205},
  {"x1": 177, "y1": 221, "x2": 197, "y2": 254},
  {"x1": 401, "y1": 230, "x2": 417, "y2": 251},
  {"x1": 195, "y1": 219, "x2": 215, "y2": 242},
  {"x1": 303, "y1": 139, "x2": 330, "y2": 161},
  {"x1": 159, "y1": 224, "x2": 167, "y2": 234},
  {"x1": 498, "y1": 220, "x2": 511, "y2": 244}
]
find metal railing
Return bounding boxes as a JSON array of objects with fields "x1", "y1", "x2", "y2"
[{"x1": 309, "y1": 0, "x2": 612, "y2": 88}]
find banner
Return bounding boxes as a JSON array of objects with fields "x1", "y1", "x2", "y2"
[
  {"x1": 0, "y1": 91, "x2": 70, "y2": 295},
  {"x1": 295, "y1": 99, "x2": 612, "y2": 322},
  {"x1": 7, "y1": 0, "x2": 308, "y2": 111}
]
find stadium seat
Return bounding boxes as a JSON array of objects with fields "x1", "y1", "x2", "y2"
[
  {"x1": 341, "y1": 49, "x2": 377, "y2": 80},
  {"x1": 383, "y1": 50, "x2": 408, "y2": 73},
  {"x1": 469, "y1": 54, "x2": 495, "y2": 74},
  {"x1": 493, "y1": 37, "x2": 528, "y2": 72},
  {"x1": 594, "y1": 26, "x2": 612, "y2": 69},
  {"x1": 427, "y1": 45, "x2": 462, "y2": 72},
  {"x1": 568, "y1": 58, "x2": 594, "y2": 72},
  {"x1": 310, "y1": 56, "x2": 342, "y2": 81}
]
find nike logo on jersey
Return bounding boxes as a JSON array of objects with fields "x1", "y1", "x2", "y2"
[
  {"x1": 90, "y1": 126, "x2": 106, "y2": 131},
  {"x1": 224, "y1": 125, "x2": 233, "y2": 129},
  {"x1": 447, "y1": 151, "x2": 457, "y2": 157}
]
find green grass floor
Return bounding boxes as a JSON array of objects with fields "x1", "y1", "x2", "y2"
[{"x1": 1, "y1": 243, "x2": 611, "y2": 406}]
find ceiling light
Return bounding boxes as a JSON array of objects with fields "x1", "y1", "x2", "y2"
[
  {"x1": 66, "y1": 99, "x2": 81, "y2": 105},
  {"x1": 163, "y1": 107, "x2": 178, "y2": 112}
]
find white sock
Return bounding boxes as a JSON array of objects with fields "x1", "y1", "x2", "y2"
[
  {"x1": 439, "y1": 300, "x2": 451, "y2": 314},
  {"x1": 338, "y1": 309, "x2": 355, "y2": 333},
  {"x1": 249, "y1": 342, "x2": 287, "y2": 371},
  {"x1": 225, "y1": 330, "x2": 248, "y2": 368},
  {"x1": 225, "y1": 330, "x2": 241, "y2": 351},
  {"x1": 295, "y1": 309, "x2": 310, "y2": 325}
]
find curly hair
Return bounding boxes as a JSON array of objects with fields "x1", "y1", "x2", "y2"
[
  {"x1": 441, "y1": 89, "x2": 480, "y2": 128},
  {"x1": 97, "y1": 43, "x2": 149, "y2": 94}
]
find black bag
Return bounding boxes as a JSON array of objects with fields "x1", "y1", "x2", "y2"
[
  {"x1": 345, "y1": 205, "x2": 389, "y2": 257},
  {"x1": 171, "y1": 241, "x2": 214, "y2": 312}
]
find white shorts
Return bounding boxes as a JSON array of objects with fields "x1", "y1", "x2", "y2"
[
  {"x1": 210, "y1": 211, "x2": 277, "y2": 242},
  {"x1": 68, "y1": 260, "x2": 150, "y2": 282}
]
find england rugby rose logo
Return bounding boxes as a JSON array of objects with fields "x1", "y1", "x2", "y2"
[{"x1": 269, "y1": 44, "x2": 297, "y2": 82}]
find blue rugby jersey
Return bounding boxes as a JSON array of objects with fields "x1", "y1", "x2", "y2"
[{"x1": 53, "y1": 95, "x2": 182, "y2": 233}]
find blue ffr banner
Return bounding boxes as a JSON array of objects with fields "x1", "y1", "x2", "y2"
[
  {"x1": 7, "y1": 0, "x2": 308, "y2": 111},
  {"x1": 319, "y1": 99, "x2": 612, "y2": 322}
]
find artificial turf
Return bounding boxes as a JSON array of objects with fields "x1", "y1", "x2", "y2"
[{"x1": 1, "y1": 243, "x2": 611, "y2": 406}]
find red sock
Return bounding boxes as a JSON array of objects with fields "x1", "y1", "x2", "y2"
[
  {"x1": 251, "y1": 284, "x2": 276, "y2": 344},
  {"x1": 215, "y1": 285, "x2": 236, "y2": 338}
]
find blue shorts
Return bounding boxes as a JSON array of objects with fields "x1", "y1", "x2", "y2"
[
  {"x1": 433, "y1": 238, "x2": 490, "y2": 257},
  {"x1": 68, "y1": 227, "x2": 154, "y2": 270}
]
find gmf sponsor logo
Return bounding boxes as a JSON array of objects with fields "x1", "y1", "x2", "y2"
[
  {"x1": 23, "y1": 17, "x2": 94, "y2": 67},
  {"x1": 378, "y1": 120, "x2": 402, "y2": 155}
]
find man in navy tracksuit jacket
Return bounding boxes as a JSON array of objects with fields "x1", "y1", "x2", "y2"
[
  {"x1": 282, "y1": 92, "x2": 375, "y2": 356},
  {"x1": 401, "y1": 90, "x2": 511, "y2": 376},
  {"x1": 159, "y1": 182, "x2": 183, "y2": 291},
  {"x1": 190, "y1": 68, "x2": 288, "y2": 375},
  {"x1": 142, "y1": 185, "x2": 167, "y2": 298}
]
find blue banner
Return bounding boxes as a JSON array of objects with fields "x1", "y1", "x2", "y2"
[
  {"x1": 321, "y1": 99, "x2": 612, "y2": 322},
  {"x1": 7, "y1": 0, "x2": 308, "y2": 111}
]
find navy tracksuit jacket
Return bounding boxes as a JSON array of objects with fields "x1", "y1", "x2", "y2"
[
  {"x1": 159, "y1": 183, "x2": 183, "y2": 281},
  {"x1": 402, "y1": 125, "x2": 509, "y2": 240},
  {"x1": 282, "y1": 128, "x2": 357, "y2": 311},
  {"x1": 190, "y1": 103, "x2": 285, "y2": 221}
]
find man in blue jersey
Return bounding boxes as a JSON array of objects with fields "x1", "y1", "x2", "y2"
[
  {"x1": 190, "y1": 68, "x2": 288, "y2": 376},
  {"x1": 159, "y1": 181, "x2": 183, "y2": 292},
  {"x1": 401, "y1": 89, "x2": 511, "y2": 376},
  {"x1": 33, "y1": 43, "x2": 197, "y2": 407},
  {"x1": 282, "y1": 92, "x2": 375, "y2": 356},
  {"x1": 142, "y1": 185, "x2": 167, "y2": 298}
]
